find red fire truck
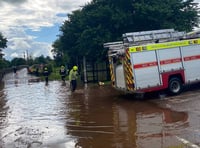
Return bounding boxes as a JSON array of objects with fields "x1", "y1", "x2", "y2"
[{"x1": 104, "y1": 29, "x2": 200, "y2": 95}]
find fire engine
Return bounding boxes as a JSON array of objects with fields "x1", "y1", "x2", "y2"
[{"x1": 104, "y1": 29, "x2": 200, "y2": 95}]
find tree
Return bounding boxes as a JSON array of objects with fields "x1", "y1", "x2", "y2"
[
  {"x1": 132, "y1": 0, "x2": 199, "y2": 31},
  {"x1": 52, "y1": 0, "x2": 199, "y2": 66},
  {"x1": 34, "y1": 55, "x2": 47, "y2": 64},
  {"x1": 0, "y1": 32, "x2": 8, "y2": 69},
  {"x1": 0, "y1": 59, "x2": 10, "y2": 69},
  {"x1": 0, "y1": 33, "x2": 7, "y2": 49},
  {"x1": 52, "y1": 39, "x2": 69, "y2": 66},
  {"x1": 11, "y1": 58, "x2": 26, "y2": 66}
]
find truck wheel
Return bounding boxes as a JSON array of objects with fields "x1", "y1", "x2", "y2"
[{"x1": 168, "y1": 77, "x2": 182, "y2": 95}]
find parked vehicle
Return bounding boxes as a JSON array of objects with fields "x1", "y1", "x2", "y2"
[{"x1": 104, "y1": 29, "x2": 200, "y2": 95}]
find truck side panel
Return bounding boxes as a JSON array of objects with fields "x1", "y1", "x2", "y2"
[
  {"x1": 130, "y1": 47, "x2": 184, "y2": 92},
  {"x1": 131, "y1": 51, "x2": 161, "y2": 89},
  {"x1": 158, "y1": 47, "x2": 183, "y2": 72},
  {"x1": 182, "y1": 45, "x2": 200, "y2": 82},
  {"x1": 115, "y1": 64, "x2": 126, "y2": 89}
]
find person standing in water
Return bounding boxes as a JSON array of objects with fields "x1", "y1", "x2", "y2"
[
  {"x1": 13, "y1": 66, "x2": 17, "y2": 74},
  {"x1": 69, "y1": 65, "x2": 78, "y2": 92},
  {"x1": 59, "y1": 65, "x2": 67, "y2": 82},
  {"x1": 43, "y1": 66, "x2": 49, "y2": 85}
]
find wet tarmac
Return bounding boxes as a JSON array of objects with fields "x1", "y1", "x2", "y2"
[{"x1": 0, "y1": 68, "x2": 200, "y2": 148}]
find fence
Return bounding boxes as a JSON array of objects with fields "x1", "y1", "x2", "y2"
[{"x1": 0, "y1": 65, "x2": 28, "y2": 81}]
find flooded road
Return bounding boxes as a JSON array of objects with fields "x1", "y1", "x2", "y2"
[{"x1": 0, "y1": 68, "x2": 200, "y2": 148}]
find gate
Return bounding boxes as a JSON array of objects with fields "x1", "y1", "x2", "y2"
[{"x1": 81, "y1": 60, "x2": 110, "y2": 83}]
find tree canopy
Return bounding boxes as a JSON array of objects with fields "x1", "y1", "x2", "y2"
[
  {"x1": 10, "y1": 58, "x2": 26, "y2": 66},
  {"x1": 0, "y1": 32, "x2": 7, "y2": 49},
  {"x1": 52, "y1": 0, "x2": 199, "y2": 66},
  {"x1": 0, "y1": 32, "x2": 8, "y2": 69}
]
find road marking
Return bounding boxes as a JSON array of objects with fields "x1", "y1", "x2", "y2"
[{"x1": 176, "y1": 136, "x2": 200, "y2": 148}]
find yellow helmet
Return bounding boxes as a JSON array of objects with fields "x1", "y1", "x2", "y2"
[{"x1": 73, "y1": 66, "x2": 78, "y2": 71}]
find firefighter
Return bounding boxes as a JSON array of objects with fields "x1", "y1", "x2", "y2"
[
  {"x1": 13, "y1": 66, "x2": 17, "y2": 74},
  {"x1": 59, "y1": 65, "x2": 66, "y2": 82},
  {"x1": 43, "y1": 66, "x2": 49, "y2": 84},
  {"x1": 69, "y1": 65, "x2": 78, "y2": 92}
]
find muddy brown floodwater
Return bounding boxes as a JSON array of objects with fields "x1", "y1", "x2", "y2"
[{"x1": 0, "y1": 68, "x2": 200, "y2": 148}]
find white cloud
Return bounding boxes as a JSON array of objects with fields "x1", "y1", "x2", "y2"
[
  {"x1": 10, "y1": 52, "x2": 20, "y2": 59},
  {"x1": 30, "y1": 42, "x2": 52, "y2": 58},
  {"x1": 0, "y1": 0, "x2": 26, "y2": 4},
  {"x1": 0, "y1": 0, "x2": 91, "y2": 60}
]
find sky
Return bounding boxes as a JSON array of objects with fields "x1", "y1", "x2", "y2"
[
  {"x1": 0, "y1": 0, "x2": 92, "y2": 61},
  {"x1": 0, "y1": 0, "x2": 200, "y2": 61}
]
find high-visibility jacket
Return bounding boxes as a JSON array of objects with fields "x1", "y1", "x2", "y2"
[
  {"x1": 43, "y1": 67, "x2": 49, "y2": 77},
  {"x1": 60, "y1": 66, "x2": 66, "y2": 76},
  {"x1": 69, "y1": 69, "x2": 78, "y2": 81}
]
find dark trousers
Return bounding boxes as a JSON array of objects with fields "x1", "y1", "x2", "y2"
[
  {"x1": 61, "y1": 75, "x2": 65, "y2": 81},
  {"x1": 45, "y1": 76, "x2": 48, "y2": 84},
  {"x1": 70, "y1": 80, "x2": 77, "y2": 92}
]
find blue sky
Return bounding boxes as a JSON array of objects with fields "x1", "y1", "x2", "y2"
[
  {"x1": 27, "y1": 13, "x2": 68, "y2": 43},
  {"x1": 27, "y1": 25, "x2": 60, "y2": 43},
  {"x1": 0, "y1": 0, "x2": 91, "y2": 61}
]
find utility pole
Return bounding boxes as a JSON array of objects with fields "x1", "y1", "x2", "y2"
[
  {"x1": 26, "y1": 50, "x2": 29, "y2": 60},
  {"x1": 83, "y1": 56, "x2": 87, "y2": 83},
  {"x1": 23, "y1": 52, "x2": 25, "y2": 59}
]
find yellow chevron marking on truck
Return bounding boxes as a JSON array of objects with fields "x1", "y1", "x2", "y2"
[
  {"x1": 129, "y1": 39, "x2": 200, "y2": 53},
  {"x1": 109, "y1": 57, "x2": 115, "y2": 86},
  {"x1": 124, "y1": 49, "x2": 135, "y2": 91}
]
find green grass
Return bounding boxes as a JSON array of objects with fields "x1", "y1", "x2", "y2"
[
  {"x1": 35, "y1": 66, "x2": 111, "y2": 85},
  {"x1": 39, "y1": 67, "x2": 69, "y2": 81}
]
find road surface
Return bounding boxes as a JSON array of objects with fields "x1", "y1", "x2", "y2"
[{"x1": 0, "y1": 68, "x2": 200, "y2": 148}]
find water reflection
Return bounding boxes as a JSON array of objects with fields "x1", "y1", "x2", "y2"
[
  {"x1": 0, "y1": 69, "x2": 75, "y2": 147},
  {"x1": 113, "y1": 101, "x2": 188, "y2": 148},
  {"x1": 65, "y1": 85, "x2": 188, "y2": 148},
  {"x1": 0, "y1": 69, "x2": 189, "y2": 147},
  {"x1": 0, "y1": 80, "x2": 8, "y2": 146}
]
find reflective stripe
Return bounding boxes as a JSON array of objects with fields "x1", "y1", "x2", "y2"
[
  {"x1": 109, "y1": 57, "x2": 115, "y2": 86},
  {"x1": 134, "y1": 61, "x2": 158, "y2": 69},
  {"x1": 129, "y1": 39, "x2": 200, "y2": 53},
  {"x1": 133, "y1": 56, "x2": 200, "y2": 69},
  {"x1": 184, "y1": 55, "x2": 200, "y2": 61},
  {"x1": 124, "y1": 49, "x2": 134, "y2": 91}
]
